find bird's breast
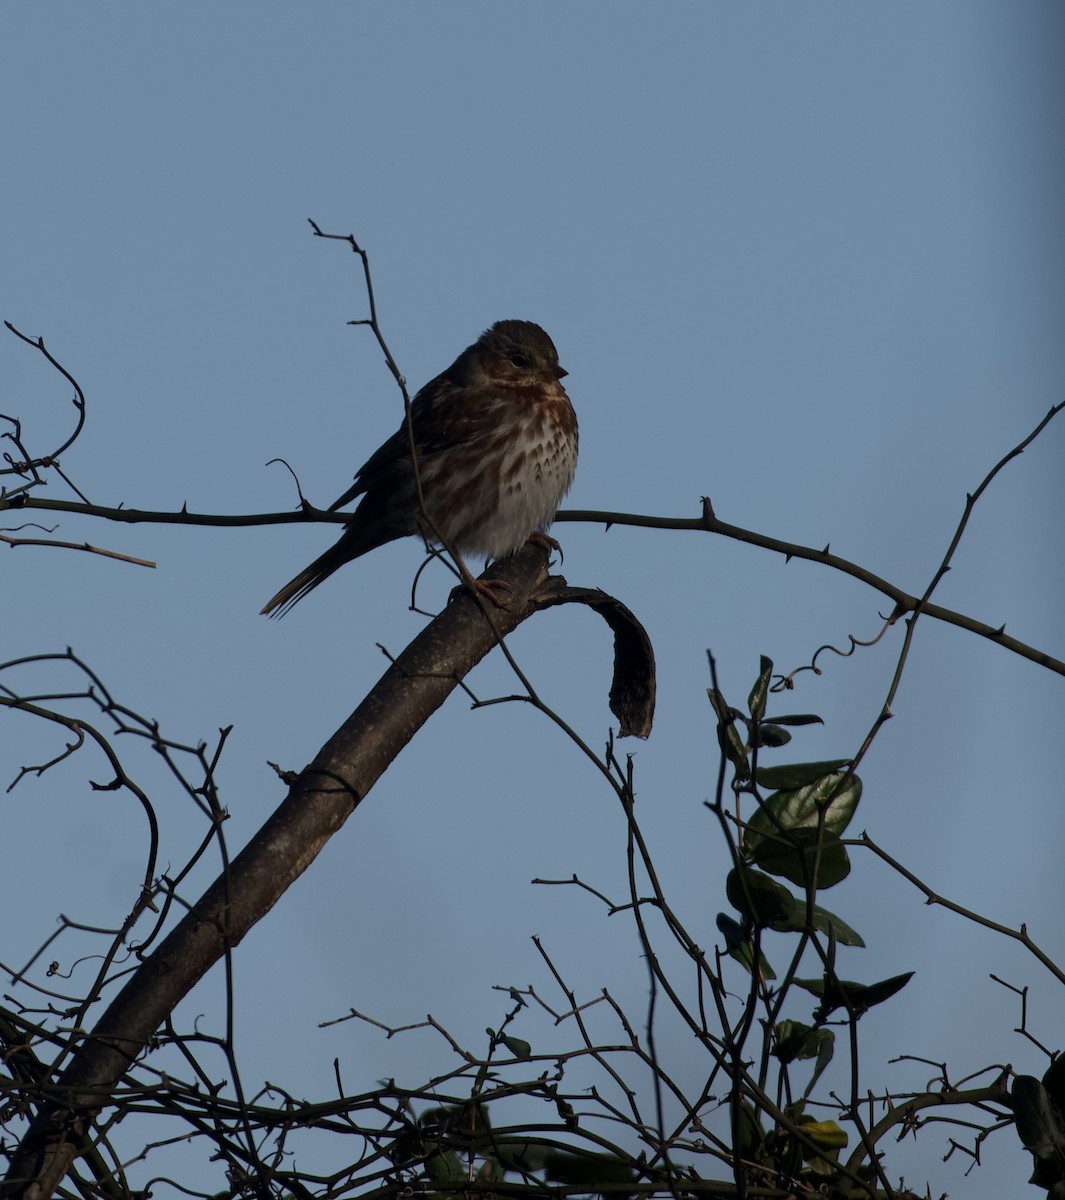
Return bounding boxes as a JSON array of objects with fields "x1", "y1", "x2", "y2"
[{"x1": 418, "y1": 391, "x2": 577, "y2": 559}]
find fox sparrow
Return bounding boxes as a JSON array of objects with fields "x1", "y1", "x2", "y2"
[{"x1": 261, "y1": 319, "x2": 578, "y2": 616}]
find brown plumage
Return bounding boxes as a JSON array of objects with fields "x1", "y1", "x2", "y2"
[{"x1": 261, "y1": 320, "x2": 578, "y2": 616}]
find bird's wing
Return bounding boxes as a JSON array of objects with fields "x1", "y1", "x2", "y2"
[{"x1": 328, "y1": 376, "x2": 481, "y2": 511}]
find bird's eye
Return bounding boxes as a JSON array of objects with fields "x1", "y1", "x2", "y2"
[{"x1": 509, "y1": 353, "x2": 530, "y2": 368}]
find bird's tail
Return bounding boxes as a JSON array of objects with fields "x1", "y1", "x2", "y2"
[
  {"x1": 260, "y1": 544, "x2": 349, "y2": 618},
  {"x1": 261, "y1": 496, "x2": 407, "y2": 617}
]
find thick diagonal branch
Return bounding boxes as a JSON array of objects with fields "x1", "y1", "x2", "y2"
[{"x1": 3, "y1": 546, "x2": 653, "y2": 1200}]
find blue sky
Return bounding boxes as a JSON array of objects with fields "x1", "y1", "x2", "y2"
[{"x1": 3, "y1": 4, "x2": 1064, "y2": 1196}]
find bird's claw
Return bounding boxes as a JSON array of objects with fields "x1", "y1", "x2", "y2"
[
  {"x1": 470, "y1": 577, "x2": 513, "y2": 609},
  {"x1": 527, "y1": 530, "x2": 563, "y2": 562}
]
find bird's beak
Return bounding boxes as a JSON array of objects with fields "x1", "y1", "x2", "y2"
[{"x1": 555, "y1": 366, "x2": 568, "y2": 380}]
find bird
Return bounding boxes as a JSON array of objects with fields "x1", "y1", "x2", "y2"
[{"x1": 261, "y1": 319, "x2": 578, "y2": 617}]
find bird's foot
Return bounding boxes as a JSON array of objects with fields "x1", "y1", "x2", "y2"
[
  {"x1": 470, "y1": 576, "x2": 514, "y2": 608},
  {"x1": 456, "y1": 558, "x2": 513, "y2": 609},
  {"x1": 527, "y1": 530, "x2": 562, "y2": 560}
]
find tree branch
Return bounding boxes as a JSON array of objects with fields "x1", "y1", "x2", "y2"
[
  {"x1": 7, "y1": 487, "x2": 1060, "y2": 676},
  {"x1": 559, "y1": 501, "x2": 1064, "y2": 677},
  {"x1": 2, "y1": 545, "x2": 652, "y2": 1200}
]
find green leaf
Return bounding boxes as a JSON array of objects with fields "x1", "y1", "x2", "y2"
[
  {"x1": 807, "y1": 1027, "x2": 835, "y2": 1097},
  {"x1": 477, "y1": 1158, "x2": 501, "y2": 1182},
  {"x1": 1044, "y1": 1054, "x2": 1065, "y2": 1111},
  {"x1": 708, "y1": 688, "x2": 750, "y2": 779},
  {"x1": 1014, "y1": 1075, "x2": 1065, "y2": 1164},
  {"x1": 425, "y1": 1149, "x2": 465, "y2": 1181},
  {"x1": 795, "y1": 971, "x2": 914, "y2": 1020},
  {"x1": 734, "y1": 1102, "x2": 766, "y2": 1158},
  {"x1": 773, "y1": 1020, "x2": 819, "y2": 1062},
  {"x1": 844, "y1": 971, "x2": 914, "y2": 1011},
  {"x1": 772, "y1": 1020, "x2": 808, "y2": 1060},
  {"x1": 755, "y1": 760, "x2": 851, "y2": 790},
  {"x1": 727, "y1": 866, "x2": 795, "y2": 926},
  {"x1": 749, "y1": 827, "x2": 851, "y2": 888},
  {"x1": 742, "y1": 772, "x2": 861, "y2": 885},
  {"x1": 493, "y1": 1140, "x2": 548, "y2": 1173},
  {"x1": 771, "y1": 1022, "x2": 835, "y2": 1097},
  {"x1": 716, "y1": 912, "x2": 776, "y2": 979},
  {"x1": 769, "y1": 901, "x2": 865, "y2": 946},
  {"x1": 421, "y1": 1100, "x2": 489, "y2": 1143},
  {"x1": 1014, "y1": 1074, "x2": 1065, "y2": 1194},
  {"x1": 748, "y1": 656, "x2": 773, "y2": 722},
  {"x1": 542, "y1": 1151, "x2": 634, "y2": 1186},
  {"x1": 716, "y1": 911, "x2": 747, "y2": 950},
  {"x1": 746, "y1": 772, "x2": 862, "y2": 843},
  {"x1": 753, "y1": 724, "x2": 791, "y2": 748},
  {"x1": 728, "y1": 938, "x2": 777, "y2": 980},
  {"x1": 796, "y1": 1114, "x2": 848, "y2": 1153},
  {"x1": 501, "y1": 1035, "x2": 532, "y2": 1060},
  {"x1": 764, "y1": 713, "x2": 824, "y2": 727},
  {"x1": 794, "y1": 977, "x2": 827, "y2": 996},
  {"x1": 802, "y1": 1153, "x2": 839, "y2": 1178}
]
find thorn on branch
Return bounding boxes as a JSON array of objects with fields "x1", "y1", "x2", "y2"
[{"x1": 269, "y1": 761, "x2": 301, "y2": 786}]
